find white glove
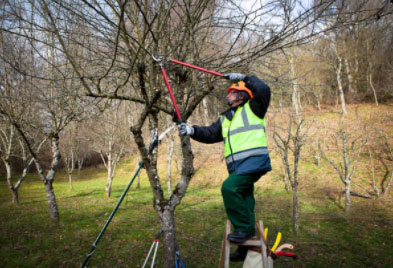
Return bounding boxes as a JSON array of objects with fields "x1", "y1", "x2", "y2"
[
  {"x1": 178, "y1": 123, "x2": 194, "y2": 136},
  {"x1": 223, "y1": 73, "x2": 246, "y2": 81}
]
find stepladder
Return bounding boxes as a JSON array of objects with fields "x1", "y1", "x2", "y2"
[{"x1": 219, "y1": 220, "x2": 295, "y2": 268}]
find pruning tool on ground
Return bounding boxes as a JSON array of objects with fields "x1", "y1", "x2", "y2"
[
  {"x1": 252, "y1": 228, "x2": 298, "y2": 260},
  {"x1": 142, "y1": 230, "x2": 162, "y2": 268},
  {"x1": 175, "y1": 249, "x2": 186, "y2": 268}
]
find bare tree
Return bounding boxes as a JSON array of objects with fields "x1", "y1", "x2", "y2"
[
  {"x1": 61, "y1": 124, "x2": 77, "y2": 189},
  {"x1": 366, "y1": 128, "x2": 393, "y2": 198},
  {"x1": 0, "y1": 0, "x2": 93, "y2": 220},
  {"x1": 378, "y1": 134, "x2": 393, "y2": 196},
  {"x1": 308, "y1": 121, "x2": 329, "y2": 167},
  {"x1": 87, "y1": 102, "x2": 129, "y2": 198},
  {"x1": 319, "y1": 126, "x2": 367, "y2": 213},
  {"x1": 330, "y1": 42, "x2": 347, "y2": 115},
  {"x1": 0, "y1": 122, "x2": 45, "y2": 203},
  {"x1": 273, "y1": 115, "x2": 307, "y2": 234}
]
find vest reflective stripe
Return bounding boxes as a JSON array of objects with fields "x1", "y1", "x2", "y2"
[
  {"x1": 221, "y1": 102, "x2": 267, "y2": 162},
  {"x1": 226, "y1": 147, "x2": 269, "y2": 165},
  {"x1": 225, "y1": 108, "x2": 266, "y2": 136}
]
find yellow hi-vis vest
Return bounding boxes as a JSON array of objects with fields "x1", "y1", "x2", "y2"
[{"x1": 220, "y1": 101, "x2": 270, "y2": 175}]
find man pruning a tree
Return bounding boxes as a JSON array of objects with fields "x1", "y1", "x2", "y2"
[{"x1": 178, "y1": 73, "x2": 271, "y2": 262}]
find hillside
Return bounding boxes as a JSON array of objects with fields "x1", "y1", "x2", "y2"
[{"x1": 1, "y1": 103, "x2": 393, "y2": 267}]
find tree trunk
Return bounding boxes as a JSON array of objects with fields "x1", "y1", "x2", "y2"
[
  {"x1": 68, "y1": 174, "x2": 73, "y2": 190},
  {"x1": 105, "y1": 154, "x2": 113, "y2": 198},
  {"x1": 292, "y1": 183, "x2": 299, "y2": 235},
  {"x1": 331, "y1": 44, "x2": 347, "y2": 115},
  {"x1": 345, "y1": 181, "x2": 351, "y2": 213},
  {"x1": 367, "y1": 145, "x2": 379, "y2": 197},
  {"x1": 43, "y1": 136, "x2": 61, "y2": 221},
  {"x1": 283, "y1": 173, "x2": 290, "y2": 192},
  {"x1": 336, "y1": 60, "x2": 347, "y2": 115},
  {"x1": 279, "y1": 85, "x2": 283, "y2": 113},
  {"x1": 369, "y1": 72, "x2": 379, "y2": 106},
  {"x1": 202, "y1": 98, "x2": 209, "y2": 125},
  {"x1": 167, "y1": 134, "x2": 174, "y2": 196},
  {"x1": 137, "y1": 170, "x2": 141, "y2": 189},
  {"x1": 158, "y1": 208, "x2": 177, "y2": 268},
  {"x1": 289, "y1": 51, "x2": 301, "y2": 122},
  {"x1": 69, "y1": 151, "x2": 74, "y2": 189},
  {"x1": 77, "y1": 158, "x2": 84, "y2": 176},
  {"x1": 366, "y1": 38, "x2": 379, "y2": 106},
  {"x1": 344, "y1": 58, "x2": 355, "y2": 97},
  {"x1": 5, "y1": 157, "x2": 19, "y2": 203},
  {"x1": 4, "y1": 160, "x2": 18, "y2": 204},
  {"x1": 11, "y1": 188, "x2": 19, "y2": 203},
  {"x1": 315, "y1": 91, "x2": 321, "y2": 111},
  {"x1": 383, "y1": 170, "x2": 393, "y2": 195},
  {"x1": 45, "y1": 180, "x2": 59, "y2": 220}
]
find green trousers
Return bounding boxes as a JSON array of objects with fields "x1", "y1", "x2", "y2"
[{"x1": 221, "y1": 172, "x2": 262, "y2": 236}]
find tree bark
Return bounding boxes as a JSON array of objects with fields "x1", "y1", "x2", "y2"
[
  {"x1": 5, "y1": 159, "x2": 19, "y2": 203},
  {"x1": 283, "y1": 173, "x2": 290, "y2": 192},
  {"x1": 34, "y1": 135, "x2": 61, "y2": 221},
  {"x1": 345, "y1": 181, "x2": 351, "y2": 213},
  {"x1": 66, "y1": 151, "x2": 74, "y2": 189},
  {"x1": 167, "y1": 134, "x2": 174, "y2": 196},
  {"x1": 77, "y1": 158, "x2": 84, "y2": 176},
  {"x1": 11, "y1": 188, "x2": 19, "y2": 204},
  {"x1": 369, "y1": 72, "x2": 379, "y2": 106},
  {"x1": 382, "y1": 170, "x2": 393, "y2": 196},
  {"x1": 344, "y1": 58, "x2": 355, "y2": 96},
  {"x1": 366, "y1": 38, "x2": 379, "y2": 106},
  {"x1": 45, "y1": 180, "x2": 59, "y2": 220},
  {"x1": 336, "y1": 58, "x2": 347, "y2": 115},
  {"x1": 331, "y1": 44, "x2": 347, "y2": 115},
  {"x1": 68, "y1": 174, "x2": 73, "y2": 190},
  {"x1": 17, "y1": 130, "x2": 60, "y2": 221},
  {"x1": 158, "y1": 208, "x2": 177, "y2": 268},
  {"x1": 288, "y1": 50, "x2": 301, "y2": 122},
  {"x1": 105, "y1": 152, "x2": 113, "y2": 198},
  {"x1": 4, "y1": 160, "x2": 16, "y2": 203},
  {"x1": 292, "y1": 183, "x2": 299, "y2": 235}
]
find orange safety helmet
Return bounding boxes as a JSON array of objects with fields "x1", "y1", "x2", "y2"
[{"x1": 227, "y1": 81, "x2": 253, "y2": 99}]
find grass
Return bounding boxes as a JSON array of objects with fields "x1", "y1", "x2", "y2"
[{"x1": 1, "y1": 103, "x2": 393, "y2": 267}]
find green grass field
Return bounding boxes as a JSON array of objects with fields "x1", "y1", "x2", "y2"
[{"x1": 1, "y1": 104, "x2": 393, "y2": 267}]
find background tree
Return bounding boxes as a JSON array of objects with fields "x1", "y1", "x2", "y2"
[
  {"x1": 60, "y1": 122, "x2": 79, "y2": 190},
  {"x1": 87, "y1": 101, "x2": 130, "y2": 198},
  {"x1": 272, "y1": 113, "x2": 308, "y2": 234},
  {"x1": 0, "y1": 120, "x2": 46, "y2": 203},
  {"x1": 319, "y1": 124, "x2": 368, "y2": 213}
]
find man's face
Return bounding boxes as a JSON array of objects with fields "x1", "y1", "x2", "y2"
[{"x1": 227, "y1": 90, "x2": 243, "y2": 107}]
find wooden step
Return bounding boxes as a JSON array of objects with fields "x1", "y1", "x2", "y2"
[{"x1": 218, "y1": 220, "x2": 272, "y2": 268}]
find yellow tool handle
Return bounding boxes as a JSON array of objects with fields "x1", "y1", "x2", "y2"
[{"x1": 271, "y1": 232, "x2": 282, "y2": 252}]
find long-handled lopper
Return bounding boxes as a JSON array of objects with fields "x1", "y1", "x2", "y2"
[
  {"x1": 152, "y1": 54, "x2": 184, "y2": 122},
  {"x1": 175, "y1": 249, "x2": 186, "y2": 268},
  {"x1": 152, "y1": 54, "x2": 224, "y2": 78},
  {"x1": 81, "y1": 125, "x2": 176, "y2": 268},
  {"x1": 142, "y1": 230, "x2": 162, "y2": 268},
  {"x1": 152, "y1": 53, "x2": 229, "y2": 123}
]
